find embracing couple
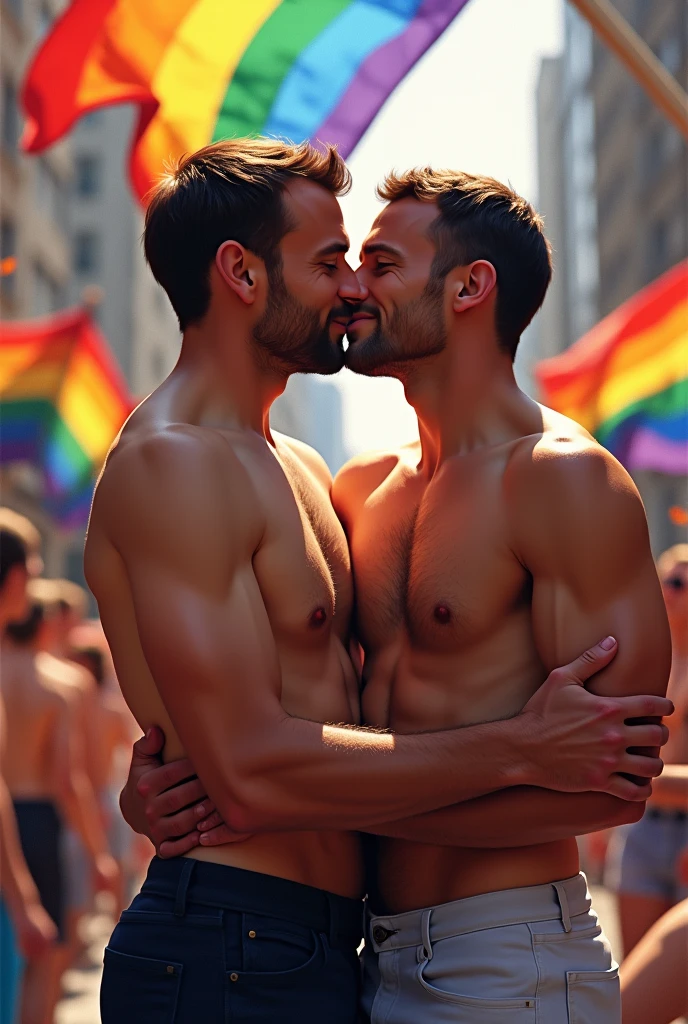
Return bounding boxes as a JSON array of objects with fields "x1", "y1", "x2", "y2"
[{"x1": 86, "y1": 139, "x2": 672, "y2": 1023}]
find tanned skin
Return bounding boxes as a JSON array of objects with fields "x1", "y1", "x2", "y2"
[{"x1": 106, "y1": 180, "x2": 671, "y2": 900}]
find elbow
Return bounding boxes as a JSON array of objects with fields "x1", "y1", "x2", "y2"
[
  {"x1": 615, "y1": 799, "x2": 645, "y2": 827},
  {"x1": 215, "y1": 765, "x2": 280, "y2": 835}
]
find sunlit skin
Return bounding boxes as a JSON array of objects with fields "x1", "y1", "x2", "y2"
[{"x1": 120, "y1": 180, "x2": 672, "y2": 920}]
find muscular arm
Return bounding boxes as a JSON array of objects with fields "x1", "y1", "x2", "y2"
[
  {"x1": 96, "y1": 431, "x2": 668, "y2": 839},
  {"x1": 361, "y1": 439, "x2": 671, "y2": 847}
]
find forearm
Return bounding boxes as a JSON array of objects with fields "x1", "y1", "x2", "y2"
[
  {"x1": 360, "y1": 787, "x2": 638, "y2": 847},
  {"x1": 208, "y1": 714, "x2": 531, "y2": 833},
  {"x1": 0, "y1": 777, "x2": 41, "y2": 918}
]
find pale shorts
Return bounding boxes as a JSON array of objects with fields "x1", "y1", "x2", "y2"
[
  {"x1": 361, "y1": 873, "x2": 619, "y2": 1023},
  {"x1": 614, "y1": 808, "x2": 688, "y2": 903}
]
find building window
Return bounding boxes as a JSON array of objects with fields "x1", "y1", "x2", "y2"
[
  {"x1": 37, "y1": 157, "x2": 68, "y2": 233},
  {"x1": 2, "y1": 80, "x2": 20, "y2": 153},
  {"x1": 658, "y1": 35, "x2": 681, "y2": 76},
  {"x1": 74, "y1": 231, "x2": 100, "y2": 274},
  {"x1": 1, "y1": 220, "x2": 17, "y2": 298},
  {"x1": 75, "y1": 155, "x2": 101, "y2": 198},
  {"x1": 647, "y1": 220, "x2": 669, "y2": 280},
  {"x1": 80, "y1": 110, "x2": 104, "y2": 130}
]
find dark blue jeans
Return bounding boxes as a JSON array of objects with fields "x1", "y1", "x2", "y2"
[{"x1": 101, "y1": 857, "x2": 363, "y2": 1023}]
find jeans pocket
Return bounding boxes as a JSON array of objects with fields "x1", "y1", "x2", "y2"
[
  {"x1": 417, "y1": 961, "x2": 537, "y2": 1020},
  {"x1": 566, "y1": 967, "x2": 621, "y2": 1024},
  {"x1": 100, "y1": 947, "x2": 182, "y2": 1024}
]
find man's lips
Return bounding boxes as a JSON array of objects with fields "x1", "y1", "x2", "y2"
[{"x1": 347, "y1": 313, "x2": 377, "y2": 327}]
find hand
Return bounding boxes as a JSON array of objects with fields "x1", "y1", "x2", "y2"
[
  {"x1": 93, "y1": 852, "x2": 121, "y2": 895},
  {"x1": 13, "y1": 900, "x2": 57, "y2": 959},
  {"x1": 520, "y1": 636, "x2": 673, "y2": 800}
]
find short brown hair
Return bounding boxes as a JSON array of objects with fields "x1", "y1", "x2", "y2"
[
  {"x1": 377, "y1": 169, "x2": 552, "y2": 359},
  {"x1": 144, "y1": 138, "x2": 351, "y2": 330},
  {"x1": 657, "y1": 543, "x2": 688, "y2": 577}
]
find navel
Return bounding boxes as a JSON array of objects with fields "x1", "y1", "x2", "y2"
[
  {"x1": 433, "y1": 604, "x2": 452, "y2": 625},
  {"x1": 309, "y1": 607, "x2": 328, "y2": 628}
]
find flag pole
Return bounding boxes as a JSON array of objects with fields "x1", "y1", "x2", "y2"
[{"x1": 568, "y1": 0, "x2": 688, "y2": 140}]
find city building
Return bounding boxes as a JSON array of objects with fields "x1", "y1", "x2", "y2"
[
  {"x1": 272, "y1": 374, "x2": 348, "y2": 474},
  {"x1": 532, "y1": 0, "x2": 687, "y2": 554}
]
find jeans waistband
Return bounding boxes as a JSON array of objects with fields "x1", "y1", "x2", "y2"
[
  {"x1": 367, "y1": 873, "x2": 592, "y2": 952},
  {"x1": 142, "y1": 857, "x2": 364, "y2": 950}
]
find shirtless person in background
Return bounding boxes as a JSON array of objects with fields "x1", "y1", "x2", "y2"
[{"x1": 91, "y1": 142, "x2": 671, "y2": 1023}]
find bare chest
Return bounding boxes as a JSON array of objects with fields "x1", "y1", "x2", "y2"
[
  {"x1": 253, "y1": 455, "x2": 353, "y2": 644},
  {"x1": 351, "y1": 460, "x2": 529, "y2": 654}
]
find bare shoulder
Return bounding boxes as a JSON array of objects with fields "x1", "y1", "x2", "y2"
[
  {"x1": 507, "y1": 407, "x2": 650, "y2": 574},
  {"x1": 34, "y1": 654, "x2": 76, "y2": 711},
  {"x1": 274, "y1": 432, "x2": 332, "y2": 491},
  {"x1": 332, "y1": 444, "x2": 415, "y2": 523},
  {"x1": 90, "y1": 423, "x2": 262, "y2": 554}
]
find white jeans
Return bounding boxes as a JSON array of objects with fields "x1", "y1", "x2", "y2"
[{"x1": 361, "y1": 873, "x2": 619, "y2": 1023}]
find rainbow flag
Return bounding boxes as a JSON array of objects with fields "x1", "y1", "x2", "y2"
[
  {"x1": 0, "y1": 310, "x2": 134, "y2": 527},
  {"x1": 22, "y1": 0, "x2": 471, "y2": 202},
  {"x1": 536, "y1": 260, "x2": 688, "y2": 475}
]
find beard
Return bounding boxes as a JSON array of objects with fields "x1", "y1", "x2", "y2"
[
  {"x1": 344, "y1": 273, "x2": 448, "y2": 378},
  {"x1": 251, "y1": 265, "x2": 345, "y2": 375}
]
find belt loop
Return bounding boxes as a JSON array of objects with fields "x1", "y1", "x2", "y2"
[
  {"x1": 174, "y1": 859, "x2": 196, "y2": 918},
  {"x1": 326, "y1": 892, "x2": 339, "y2": 948},
  {"x1": 553, "y1": 881, "x2": 572, "y2": 933},
  {"x1": 421, "y1": 909, "x2": 433, "y2": 960}
]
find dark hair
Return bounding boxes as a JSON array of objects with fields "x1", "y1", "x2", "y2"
[
  {"x1": 0, "y1": 529, "x2": 27, "y2": 588},
  {"x1": 5, "y1": 601, "x2": 43, "y2": 645},
  {"x1": 377, "y1": 169, "x2": 552, "y2": 359},
  {"x1": 144, "y1": 138, "x2": 351, "y2": 331}
]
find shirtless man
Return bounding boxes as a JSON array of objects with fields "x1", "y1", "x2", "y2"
[
  {"x1": 0, "y1": 512, "x2": 55, "y2": 1024},
  {"x1": 1, "y1": 589, "x2": 118, "y2": 1022},
  {"x1": 615, "y1": 544, "x2": 688, "y2": 954},
  {"x1": 90, "y1": 141, "x2": 671, "y2": 1023}
]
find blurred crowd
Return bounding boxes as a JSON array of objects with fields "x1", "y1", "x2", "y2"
[
  {"x1": 0, "y1": 509, "x2": 151, "y2": 1024},
  {"x1": 0, "y1": 505, "x2": 686, "y2": 1024}
]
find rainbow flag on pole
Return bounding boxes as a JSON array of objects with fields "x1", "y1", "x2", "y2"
[
  {"x1": 21, "y1": 0, "x2": 471, "y2": 202},
  {"x1": 0, "y1": 310, "x2": 134, "y2": 527},
  {"x1": 536, "y1": 260, "x2": 688, "y2": 475}
]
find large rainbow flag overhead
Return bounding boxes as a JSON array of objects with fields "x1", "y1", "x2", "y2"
[
  {"x1": 536, "y1": 260, "x2": 688, "y2": 475},
  {"x1": 22, "y1": 0, "x2": 471, "y2": 202},
  {"x1": 0, "y1": 310, "x2": 134, "y2": 527}
]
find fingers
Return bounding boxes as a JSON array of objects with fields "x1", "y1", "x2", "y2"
[
  {"x1": 199, "y1": 824, "x2": 243, "y2": 846},
  {"x1": 605, "y1": 776, "x2": 652, "y2": 801},
  {"x1": 132, "y1": 726, "x2": 166, "y2": 763},
  {"x1": 622, "y1": 723, "x2": 670, "y2": 748},
  {"x1": 197, "y1": 810, "x2": 223, "y2": 832},
  {"x1": 619, "y1": 754, "x2": 664, "y2": 779},
  {"x1": 136, "y1": 758, "x2": 196, "y2": 798},
  {"x1": 616, "y1": 694, "x2": 675, "y2": 720},
  {"x1": 158, "y1": 830, "x2": 201, "y2": 860},
  {"x1": 147, "y1": 778, "x2": 207, "y2": 819},
  {"x1": 559, "y1": 636, "x2": 618, "y2": 685},
  {"x1": 151, "y1": 804, "x2": 208, "y2": 841}
]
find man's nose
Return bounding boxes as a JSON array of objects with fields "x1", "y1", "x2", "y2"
[{"x1": 339, "y1": 265, "x2": 368, "y2": 303}]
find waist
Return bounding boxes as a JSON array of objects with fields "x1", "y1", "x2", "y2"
[
  {"x1": 12, "y1": 798, "x2": 62, "y2": 828},
  {"x1": 184, "y1": 829, "x2": 364, "y2": 899},
  {"x1": 142, "y1": 856, "x2": 364, "y2": 950},
  {"x1": 367, "y1": 872, "x2": 591, "y2": 952},
  {"x1": 375, "y1": 838, "x2": 579, "y2": 913}
]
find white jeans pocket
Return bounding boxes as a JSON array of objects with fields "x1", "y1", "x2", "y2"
[{"x1": 566, "y1": 966, "x2": 621, "y2": 1024}]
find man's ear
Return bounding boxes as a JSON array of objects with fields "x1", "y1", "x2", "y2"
[
  {"x1": 215, "y1": 241, "x2": 263, "y2": 305},
  {"x1": 451, "y1": 260, "x2": 497, "y2": 314}
]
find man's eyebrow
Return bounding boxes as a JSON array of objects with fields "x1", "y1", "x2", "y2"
[
  {"x1": 314, "y1": 241, "x2": 350, "y2": 258},
  {"x1": 360, "y1": 242, "x2": 404, "y2": 261}
]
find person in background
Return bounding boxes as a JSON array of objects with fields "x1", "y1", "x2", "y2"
[
  {"x1": 30, "y1": 579, "x2": 121, "y2": 970},
  {"x1": 68, "y1": 625, "x2": 137, "y2": 914},
  {"x1": 611, "y1": 544, "x2": 688, "y2": 956},
  {"x1": 0, "y1": 511, "x2": 56, "y2": 1024},
  {"x1": 2, "y1": 591, "x2": 119, "y2": 1023},
  {"x1": 620, "y1": 896, "x2": 688, "y2": 1023}
]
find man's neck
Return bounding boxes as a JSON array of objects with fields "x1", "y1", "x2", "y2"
[
  {"x1": 174, "y1": 317, "x2": 289, "y2": 442},
  {"x1": 399, "y1": 334, "x2": 541, "y2": 476}
]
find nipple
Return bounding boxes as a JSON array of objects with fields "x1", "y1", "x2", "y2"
[
  {"x1": 433, "y1": 604, "x2": 452, "y2": 625},
  {"x1": 309, "y1": 607, "x2": 328, "y2": 628}
]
